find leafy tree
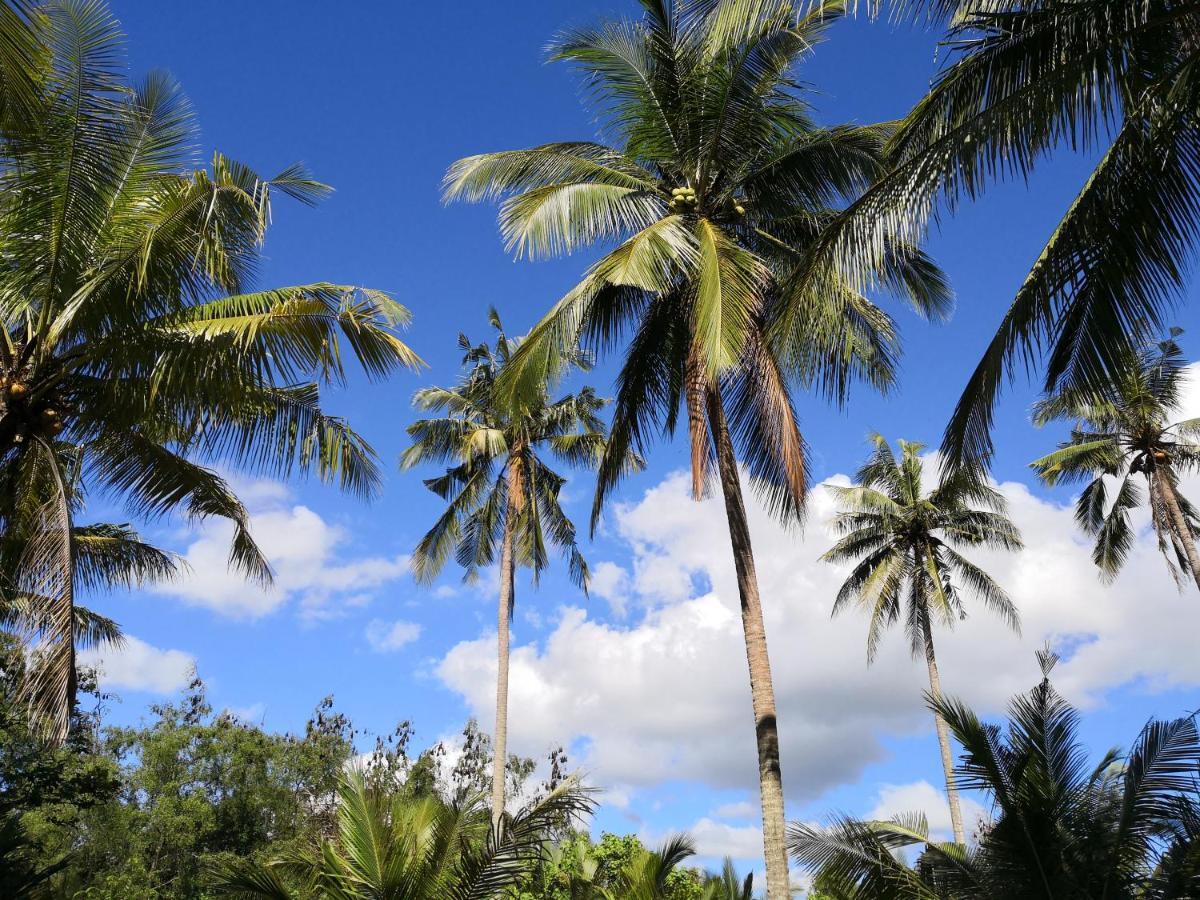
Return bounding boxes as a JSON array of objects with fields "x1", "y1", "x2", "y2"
[
  {"x1": 402, "y1": 311, "x2": 613, "y2": 825},
  {"x1": 516, "y1": 832, "x2": 707, "y2": 900},
  {"x1": 830, "y1": 0, "x2": 1200, "y2": 467},
  {"x1": 210, "y1": 771, "x2": 596, "y2": 899},
  {"x1": 0, "y1": 0, "x2": 421, "y2": 742},
  {"x1": 443, "y1": 3, "x2": 950, "y2": 892},
  {"x1": 1032, "y1": 331, "x2": 1200, "y2": 592},
  {"x1": 789, "y1": 649, "x2": 1200, "y2": 898},
  {"x1": 821, "y1": 435, "x2": 1021, "y2": 843}
]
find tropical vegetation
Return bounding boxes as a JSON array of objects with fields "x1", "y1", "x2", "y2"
[
  {"x1": 790, "y1": 649, "x2": 1200, "y2": 898},
  {"x1": 822, "y1": 434, "x2": 1022, "y2": 844},
  {"x1": 4, "y1": 0, "x2": 1200, "y2": 897},
  {"x1": 1032, "y1": 331, "x2": 1200, "y2": 591},
  {"x1": 444, "y1": 2, "x2": 952, "y2": 892}
]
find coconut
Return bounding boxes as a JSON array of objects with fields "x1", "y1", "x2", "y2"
[
  {"x1": 735, "y1": 205, "x2": 746, "y2": 215},
  {"x1": 8, "y1": 382, "x2": 26, "y2": 397}
]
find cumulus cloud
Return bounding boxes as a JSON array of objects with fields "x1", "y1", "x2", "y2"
[
  {"x1": 151, "y1": 479, "x2": 411, "y2": 620},
  {"x1": 81, "y1": 636, "x2": 195, "y2": 694},
  {"x1": 590, "y1": 561, "x2": 632, "y2": 618},
  {"x1": 365, "y1": 619, "x2": 422, "y2": 652},
  {"x1": 866, "y1": 780, "x2": 988, "y2": 841},
  {"x1": 439, "y1": 461, "x2": 1200, "y2": 807}
]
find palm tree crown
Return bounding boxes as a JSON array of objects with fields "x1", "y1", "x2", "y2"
[
  {"x1": 790, "y1": 649, "x2": 1200, "y2": 898},
  {"x1": 823, "y1": 436, "x2": 1022, "y2": 661},
  {"x1": 1032, "y1": 331, "x2": 1200, "y2": 590},
  {"x1": 832, "y1": 0, "x2": 1200, "y2": 467},
  {"x1": 0, "y1": 0, "x2": 422, "y2": 741},
  {"x1": 445, "y1": 0, "x2": 951, "y2": 525},
  {"x1": 402, "y1": 310, "x2": 605, "y2": 590}
]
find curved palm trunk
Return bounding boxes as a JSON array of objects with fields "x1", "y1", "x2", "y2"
[
  {"x1": 706, "y1": 390, "x2": 789, "y2": 900},
  {"x1": 1155, "y1": 470, "x2": 1200, "y2": 593},
  {"x1": 491, "y1": 493, "x2": 516, "y2": 828},
  {"x1": 921, "y1": 616, "x2": 965, "y2": 844}
]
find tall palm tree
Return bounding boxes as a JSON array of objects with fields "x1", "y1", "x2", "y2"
[
  {"x1": 443, "y1": 3, "x2": 951, "y2": 892},
  {"x1": 0, "y1": 0, "x2": 422, "y2": 742},
  {"x1": 401, "y1": 311, "x2": 615, "y2": 827},
  {"x1": 210, "y1": 771, "x2": 595, "y2": 899},
  {"x1": 1031, "y1": 331, "x2": 1200, "y2": 592},
  {"x1": 821, "y1": 435, "x2": 1022, "y2": 844},
  {"x1": 816, "y1": 0, "x2": 1200, "y2": 468},
  {"x1": 789, "y1": 649, "x2": 1200, "y2": 898}
]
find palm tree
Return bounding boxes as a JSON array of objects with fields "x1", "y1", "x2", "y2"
[
  {"x1": 817, "y1": 0, "x2": 1200, "y2": 468},
  {"x1": 401, "y1": 310, "x2": 615, "y2": 827},
  {"x1": 210, "y1": 771, "x2": 595, "y2": 899},
  {"x1": 821, "y1": 435, "x2": 1022, "y2": 844},
  {"x1": 0, "y1": 0, "x2": 421, "y2": 742},
  {"x1": 789, "y1": 649, "x2": 1200, "y2": 898},
  {"x1": 443, "y1": 3, "x2": 951, "y2": 892},
  {"x1": 701, "y1": 859, "x2": 754, "y2": 900},
  {"x1": 1031, "y1": 331, "x2": 1200, "y2": 592}
]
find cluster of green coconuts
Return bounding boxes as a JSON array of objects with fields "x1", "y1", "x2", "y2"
[
  {"x1": 1, "y1": 376, "x2": 65, "y2": 441},
  {"x1": 669, "y1": 185, "x2": 747, "y2": 217}
]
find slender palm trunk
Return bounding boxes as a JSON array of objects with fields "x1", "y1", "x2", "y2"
[
  {"x1": 1155, "y1": 470, "x2": 1200, "y2": 593},
  {"x1": 921, "y1": 616, "x2": 965, "y2": 844},
  {"x1": 491, "y1": 496, "x2": 516, "y2": 828},
  {"x1": 706, "y1": 389, "x2": 789, "y2": 900}
]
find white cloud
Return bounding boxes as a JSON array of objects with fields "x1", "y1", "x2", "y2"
[
  {"x1": 365, "y1": 619, "x2": 422, "y2": 652},
  {"x1": 866, "y1": 780, "x2": 988, "y2": 841},
  {"x1": 712, "y1": 800, "x2": 757, "y2": 820},
  {"x1": 226, "y1": 702, "x2": 266, "y2": 723},
  {"x1": 687, "y1": 817, "x2": 765, "y2": 861},
  {"x1": 81, "y1": 636, "x2": 194, "y2": 694},
  {"x1": 439, "y1": 458, "x2": 1200, "y2": 806},
  {"x1": 152, "y1": 480, "x2": 411, "y2": 620},
  {"x1": 590, "y1": 561, "x2": 631, "y2": 617}
]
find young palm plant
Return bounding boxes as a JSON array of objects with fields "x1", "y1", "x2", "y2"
[
  {"x1": 210, "y1": 771, "x2": 595, "y2": 899},
  {"x1": 401, "y1": 311, "x2": 616, "y2": 827},
  {"x1": 819, "y1": 0, "x2": 1200, "y2": 468},
  {"x1": 821, "y1": 435, "x2": 1022, "y2": 844},
  {"x1": 789, "y1": 649, "x2": 1200, "y2": 898},
  {"x1": 0, "y1": 0, "x2": 421, "y2": 742},
  {"x1": 1031, "y1": 331, "x2": 1200, "y2": 592},
  {"x1": 443, "y1": 3, "x2": 951, "y2": 892}
]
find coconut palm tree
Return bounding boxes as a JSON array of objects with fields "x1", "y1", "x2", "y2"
[
  {"x1": 401, "y1": 310, "x2": 617, "y2": 827},
  {"x1": 1031, "y1": 331, "x2": 1200, "y2": 592},
  {"x1": 443, "y1": 3, "x2": 951, "y2": 892},
  {"x1": 821, "y1": 435, "x2": 1022, "y2": 844},
  {"x1": 789, "y1": 649, "x2": 1200, "y2": 898},
  {"x1": 210, "y1": 771, "x2": 595, "y2": 899},
  {"x1": 0, "y1": 0, "x2": 422, "y2": 742},
  {"x1": 816, "y1": 0, "x2": 1200, "y2": 468}
]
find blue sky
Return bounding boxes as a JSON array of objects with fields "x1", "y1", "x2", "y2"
[{"x1": 79, "y1": 0, "x2": 1200, "y2": 879}]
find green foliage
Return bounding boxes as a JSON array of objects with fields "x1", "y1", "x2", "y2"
[
  {"x1": 790, "y1": 650, "x2": 1200, "y2": 898},
  {"x1": 0, "y1": 0, "x2": 422, "y2": 743},
  {"x1": 445, "y1": 0, "x2": 950, "y2": 531},
  {"x1": 1031, "y1": 331, "x2": 1200, "y2": 586}
]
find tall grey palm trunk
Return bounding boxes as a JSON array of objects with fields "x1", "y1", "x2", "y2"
[
  {"x1": 921, "y1": 616, "x2": 965, "y2": 844},
  {"x1": 706, "y1": 389, "x2": 790, "y2": 900},
  {"x1": 491, "y1": 495, "x2": 516, "y2": 828},
  {"x1": 1155, "y1": 469, "x2": 1200, "y2": 593}
]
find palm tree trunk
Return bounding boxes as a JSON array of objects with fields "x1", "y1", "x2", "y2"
[
  {"x1": 1156, "y1": 470, "x2": 1200, "y2": 593},
  {"x1": 921, "y1": 615, "x2": 965, "y2": 844},
  {"x1": 706, "y1": 388, "x2": 790, "y2": 900},
  {"x1": 491, "y1": 499, "x2": 516, "y2": 828}
]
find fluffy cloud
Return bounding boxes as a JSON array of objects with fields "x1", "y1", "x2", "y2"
[
  {"x1": 81, "y1": 636, "x2": 195, "y2": 694},
  {"x1": 365, "y1": 619, "x2": 422, "y2": 652},
  {"x1": 439, "y1": 462, "x2": 1200, "y2": 807},
  {"x1": 866, "y1": 780, "x2": 988, "y2": 841},
  {"x1": 589, "y1": 561, "x2": 632, "y2": 618},
  {"x1": 152, "y1": 480, "x2": 410, "y2": 620}
]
